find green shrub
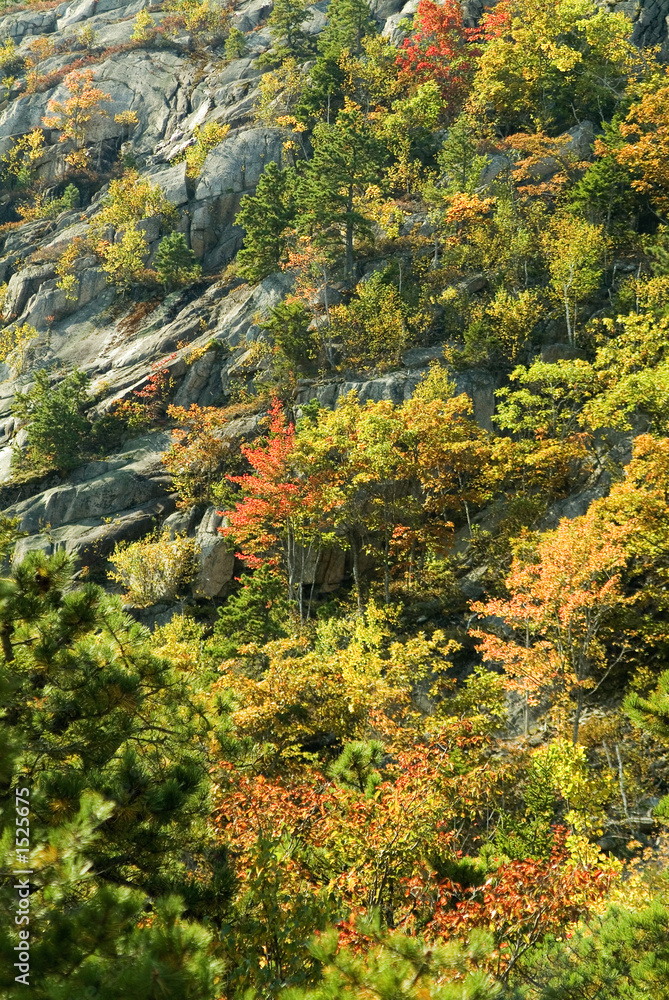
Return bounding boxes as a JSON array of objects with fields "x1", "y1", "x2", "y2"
[
  {"x1": 225, "y1": 25, "x2": 247, "y2": 59},
  {"x1": 97, "y1": 225, "x2": 150, "y2": 291},
  {"x1": 259, "y1": 300, "x2": 317, "y2": 372},
  {"x1": 155, "y1": 232, "x2": 201, "y2": 289},
  {"x1": 108, "y1": 528, "x2": 198, "y2": 606},
  {"x1": 12, "y1": 369, "x2": 92, "y2": 474}
]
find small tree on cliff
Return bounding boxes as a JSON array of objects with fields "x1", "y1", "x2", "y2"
[{"x1": 42, "y1": 69, "x2": 111, "y2": 169}]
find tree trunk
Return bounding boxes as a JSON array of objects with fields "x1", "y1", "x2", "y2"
[
  {"x1": 351, "y1": 537, "x2": 363, "y2": 613},
  {"x1": 572, "y1": 684, "x2": 584, "y2": 745},
  {"x1": 1, "y1": 622, "x2": 14, "y2": 663},
  {"x1": 345, "y1": 185, "x2": 354, "y2": 277}
]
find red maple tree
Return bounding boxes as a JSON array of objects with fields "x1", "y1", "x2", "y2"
[
  {"x1": 219, "y1": 399, "x2": 324, "y2": 619},
  {"x1": 396, "y1": 0, "x2": 479, "y2": 108}
]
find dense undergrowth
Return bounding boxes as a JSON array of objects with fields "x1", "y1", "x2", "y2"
[{"x1": 4, "y1": 0, "x2": 669, "y2": 997}]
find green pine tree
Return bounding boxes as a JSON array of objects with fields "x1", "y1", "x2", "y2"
[
  {"x1": 568, "y1": 119, "x2": 639, "y2": 230},
  {"x1": 298, "y1": 103, "x2": 385, "y2": 275},
  {"x1": 294, "y1": 0, "x2": 375, "y2": 122},
  {"x1": 155, "y1": 231, "x2": 201, "y2": 290},
  {"x1": 318, "y1": 0, "x2": 376, "y2": 59},
  {"x1": 209, "y1": 564, "x2": 289, "y2": 659},
  {"x1": 235, "y1": 161, "x2": 297, "y2": 283},
  {"x1": 329, "y1": 739, "x2": 384, "y2": 795},
  {"x1": 282, "y1": 918, "x2": 499, "y2": 1000},
  {"x1": 267, "y1": 0, "x2": 313, "y2": 58},
  {"x1": 294, "y1": 54, "x2": 348, "y2": 126},
  {"x1": 519, "y1": 900, "x2": 669, "y2": 1000},
  {"x1": 12, "y1": 369, "x2": 92, "y2": 474},
  {"x1": 0, "y1": 551, "x2": 231, "y2": 919},
  {"x1": 435, "y1": 113, "x2": 489, "y2": 195},
  {"x1": 225, "y1": 25, "x2": 248, "y2": 59},
  {"x1": 0, "y1": 792, "x2": 223, "y2": 999},
  {"x1": 260, "y1": 300, "x2": 317, "y2": 372},
  {"x1": 626, "y1": 674, "x2": 669, "y2": 821}
]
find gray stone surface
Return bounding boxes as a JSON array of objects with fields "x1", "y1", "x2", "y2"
[
  {"x1": 295, "y1": 366, "x2": 497, "y2": 429},
  {"x1": 193, "y1": 505, "x2": 235, "y2": 597},
  {"x1": 193, "y1": 127, "x2": 286, "y2": 201}
]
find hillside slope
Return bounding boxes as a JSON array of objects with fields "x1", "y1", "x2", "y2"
[{"x1": 0, "y1": 0, "x2": 663, "y2": 590}]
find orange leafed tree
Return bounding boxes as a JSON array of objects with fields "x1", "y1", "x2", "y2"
[
  {"x1": 615, "y1": 74, "x2": 669, "y2": 218},
  {"x1": 219, "y1": 399, "x2": 325, "y2": 620},
  {"x1": 43, "y1": 69, "x2": 111, "y2": 168},
  {"x1": 472, "y1": 512, "x2": 629, "y2": 742},
  {"x1": 211, "y1": 735, "x2": 613, "y2": 990},
  {"x1": 404, "y1": 827, "x2": 615, "y2": 982}
]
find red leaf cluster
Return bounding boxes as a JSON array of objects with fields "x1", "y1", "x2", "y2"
[{"x1": 396, "y1": 0, "x2": 479, "y2": 106}]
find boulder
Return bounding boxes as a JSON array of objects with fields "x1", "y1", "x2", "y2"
[
  {"x1": 211, "y1": 271, "x2": 294, "y2": 347},
  {"x1": 5, "y1": 430, "x2": 172, "y2": 532},
  {"x1": 478, "y1": 153, "x2": 512, "y2": 188},
  {"x1": 92, "y1": 50, "x2": 185, "y2": 155},
  {"x1": 192, "y1": 506, "x2": 235, "y2": 597},
  {"x1": 172, "y1": 348, "x2": 221, "y2": 407},
  {"x1": 7, "y1": 467, "x2": 169, "y2": 534},
  {"x1": 0, "y1": 5, "x2": 59, "y2": 42},
  {"x1": 381, "y1": 0, "x2": 416, "y2": 41},
  {"x1": 4, "y1": 264, "x2": 56, "y2": 321},
  {"x1": 232, "y1": 0, "x2": 273, "y2": 32},
  {"x1": 541, "y1": 343, "x2": 587, "y2": 363},
  {"x1": 163, "y1": 505, "x2": 202, "y2": 538},
  {"x1": 193, "y1": 127, "x2": 286, "y2": 202},
  {"x1": 12, "y1": 495, "x2": 177, "y2": 571}
]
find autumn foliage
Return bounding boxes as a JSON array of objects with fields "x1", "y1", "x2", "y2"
[
  {"x1": 396, "y1": 0, "x2": 477, "y2": 108},
  {"x1": 9, "y1": 0, "x2": 669, "y2": 995},
  {"x1": 42, "y1": 69, "x2": 110, "y2": 167}
]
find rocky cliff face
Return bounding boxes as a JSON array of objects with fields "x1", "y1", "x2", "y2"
[{"x1": 0, "y1": 0, "x2": 661, "y2": 598}]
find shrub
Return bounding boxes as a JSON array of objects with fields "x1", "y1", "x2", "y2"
[
  {"x1": 114, "y1": 109, "x2": 140, "y2": 136},
  {"x1": 25, "y1": 36, "x2": 54, "y2": 92},
  {"x1": 132, "y1": 8, "x2": 156, "y2": 42},
  {"x1": 254, "y1": 58, "x2": 304, "y2": 126},
  {"x1": 96, "y1": 225, "x2": 150, "y2": 291},
  {"x1": 171, "y1": 121, "x2": 230, "y2": 179},
  {"x1": 329, "y1": 272, "x2": 411, "y2": 368},
  {"x1": 19, "y1": 183, "x2": 79, "y2": 223},
  {"x1": 0, "y1": 38, "x2": 25, "y2": 78},
  {"x1": 165, "y1": 402, "x2": 246, "y2": 508},
  {"x1": 109, "y1": 355, "x2": 175, "y2": 433},
  {"x1": 92, "y1": 169, "x2": 179, "y2": 291},
  {"x1": 55, "y1": 233, "x2": 88, "y2": 299},
  {"x1": 92, "y1": 169, "x2": 178, "y2": 234},
  {"x1": 76, "y1": 24, "x2": 97, "y2": 50},
  {"x1": 168, "y1": 0, "x2": 229, "y2": 34},
  {"x1": 108, "y1": 528, "x2": 198, "y2": 606},
  {"x1": 224, "y1": 26, "x2": 247, "y2": 59},
  {"x1": 1, "y1": 129, "x2": 45, "y2": 188},
  {"x1": 12, "y1": 369, "x2": 92, "y2": 474},
  {"x1": 156, "y1": 232, "x2": 201, "y2": 289},
  {"x1": 0, "y1": 323, "x2": 38, "y2": 375}
]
